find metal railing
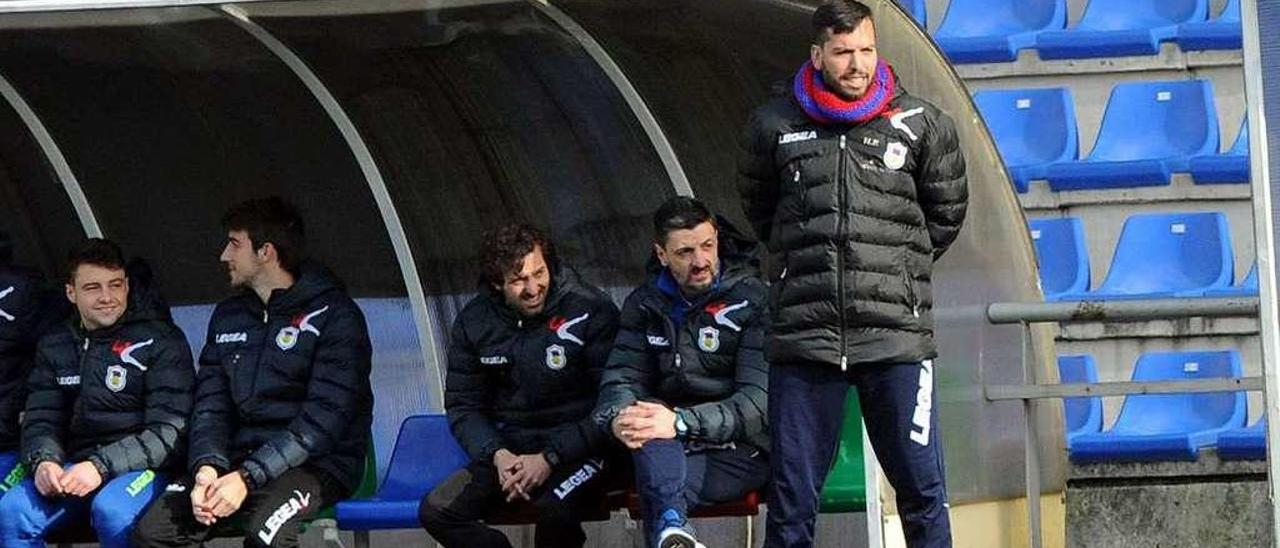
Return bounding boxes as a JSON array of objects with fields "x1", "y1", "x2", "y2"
[{"x1": 983, "y1": 296, "x2": 1263, "y2": 548}]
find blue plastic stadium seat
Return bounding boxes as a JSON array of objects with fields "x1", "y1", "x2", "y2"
[
  {"x1": 1058, "y1": 355, "x2": 1103, "y2": 447},
  {"x1": 1070, "y1": 350, "x2": 1246, "y2": 463},
  {"x1": 1056, "y1": 212, "x2": 1233, "y2": 300},
  {"x1": 1029, "y1": 218, "x2": 1090, "y2": 300},
  {"x1": 1035, "y1": 0, "x2": 1209, "y2": 59},
  {"x1": 1218, "y1": 418, "x2": 1266, "y2": 460},
  {"x1": 896, "y1": 0, "x2": 926, "y2": 27},
  {"x1": 1178, "y1": 0, "x2": 1242, "y2": 50},
  {"x1": 1044, "y1": 80, "x2": 1219, "y2": 190},
  {"x1": 974, "y1": 87, "x2": 1078, "y2": 192},
  {"x1": 935, "y1": 0, "x2": 1065, "y2": 63},
  {"x1": 1189, "y1": 117, "x2": 1249, "y2": 185},
  {"x1": 337, "y1": 415, "x2": 469, "y2": 530}
]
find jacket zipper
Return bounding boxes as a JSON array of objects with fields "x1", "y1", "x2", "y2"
[{"x1": 837, "y1": 134, "x2": 849, "y2": 372}]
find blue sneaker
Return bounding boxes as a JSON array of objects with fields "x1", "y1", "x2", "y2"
[{"x1": 655, "y1": 508, "x2": 705, "y2": 548}]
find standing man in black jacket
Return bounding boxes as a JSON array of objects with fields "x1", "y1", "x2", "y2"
[
  {"x1": 595, "y1": 197, "x2": 770, "y2": 548},
  {"x1": 419, "y1": 223, "x2": 619, "y2": 548},
  {"x1": 134, "y1": 197, "x2": 373, "y2": 548},
  {"x1": 0, "y1": 238, "x2": 194, "y2": 548},
  {"x1": 0, "y1": 230, "x2": 69, "y2": 492},
  {"x1": 739, "y1": 2, "x2": 967, "y2": 547}
]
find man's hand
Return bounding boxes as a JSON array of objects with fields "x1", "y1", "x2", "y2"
[
  {"x1": 502, "y1": 453, "x2": 552, "y2": 502},
  {"x1": 33, "y1": 461, "x2": 65, "y2": 497},
  {"x1": 493, "y1": 449, "x2": 527, "y2": 500},
  {"x1": 612, "y1": 401, "x2": 678, "y2": 448},
  {"x1": 59, "y1": 461, "x2": 103, "y2": 497},
  {"x1": 204, "y1": 470, "x2": 249, "y2": 519},
  {"x1": 191, "y1": 465, "x2": 220, "y2": 526}
]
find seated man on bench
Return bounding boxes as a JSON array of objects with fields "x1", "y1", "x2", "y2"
[
  {"x1": 595, "y1": 197, "x2": 771, "y2": 548},
  {"x1": 419, "y1": 224, "x2": 619, "y2": 548}
]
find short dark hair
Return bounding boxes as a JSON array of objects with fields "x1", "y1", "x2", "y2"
[
  {"x1": 812, "y1": 0, "x2": 873, "y2": 45},
  {"x1": 478, "y1": 224, "x2": 557, "y2": 287},
  {"x1": 653, "y1": 196, "x2": 716, "y2": 244},
  {"x1": 0, "y1": 229, "x2": 11, "y2": 265},
  {"x1": 221, "y1": 197, "x2": 306, "y2": 275},
  {"x1": 66, "y1": 238, "x2": 126, "y2": 282}
]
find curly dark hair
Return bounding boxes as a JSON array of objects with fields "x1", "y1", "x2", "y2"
[
  {"x1": 478, "y1": 224, "x2": 558, "y2": 287},
  {"x1": 221, "y1": 196, "x2": 306, "y2": 276}
]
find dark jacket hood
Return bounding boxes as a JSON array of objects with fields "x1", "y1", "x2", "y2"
[{"x1": 263, "y1": 261, "x2": 346, "y2": 313}]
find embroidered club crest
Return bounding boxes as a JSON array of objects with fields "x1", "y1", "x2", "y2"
[
  {"x1": 105, "y1": 365, "x2": 128, "y2": 392},
  {"x1": 883, "y1": 141, "x2": 908, "y2": 171},
  {"x1": 545, "y1": 344, "x2": 567, "y2": 370},
  {"x1": 698, "y1": 326, "x2": 721, "y2": 353},
  {"x1": 276, "y1": 326, "x2": 299, "y2": 350}
]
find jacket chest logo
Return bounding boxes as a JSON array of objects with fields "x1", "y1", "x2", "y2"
[
  {"x1": 883, "y1": 141, "x2": 908, "y2": 171},
  {"x1": 779, "y1": 130, "x2": 817, "y2": 144},
  {"x1": 545, "y1": 344, "x2": 567, "y2": 370},
  {"x1": 277, "y1": 306, "x2": 329, "y2": 351},
  {"x1": 704, "y1": 300, "x2": 750, "y2": 332},
  {"x1": 884, "y1": 107, "x2": 924, "y2": 142},
  {"x1": 0, "y1": 286, "x2": 14, "y2": 322},
  {"x1": 698, "y1": 326, "x2": 721, "y2": 353},
  {"x1": 56, "y1": 375, "x2": 80, "y2": 386},
  {"x1": 216, "y1": 332, "x2": 247, "y2": 344},
  {"x1": 548, "y1": 313, "x2": 589, "y2": 346},
  {"x1": 112, "y1": 339, "x2": 154, "y2": 371},
  {"x1": 105, "y1": 365, "x2": 128, "y2": 392}
]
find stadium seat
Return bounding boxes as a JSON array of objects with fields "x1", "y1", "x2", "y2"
[
  {"x1": 1069, "y1": 350, "x2": 1247, "y2": 463},
  {"x1": 1178, "y1": 0, "x2": 1243, "y2": 51},
  {"x1": 935, "y1": 0, "x2": 1066, "y2": 63},
  {"x1": 896, "y1": 0, "x2": 927, "y2": 27},
  {"x1": 1044, "y1": 80, "x2": 1220, "y2": 190},
  {"x1": 1057, "y1": 212, "x2": 1233, "y2": 300},
  {"x1": 1028, "y1": 217, "x2": 1090, "y2": 300},
  {"x1": 1058, "y1": 354, "x2": 1104, "y2": 446},
  {"x1": 1189, "y1": 117, "x2": 1249, "y2": 185},
  {"x1": 1035, "y1": 0, "x2": 1209, "y2": 59},
  {"x1": 337, "y1": 414, "x2": 470, "y2": 531},
  {"x1": 1218, "y1": 418, "x2": 1266, "y2": 460},
  {"x1": 975, "y1": 87, "x2": 1078, "y2": 192},
  {"x1": 820, "y1": 391, "x2": 868, "y2": 513}
]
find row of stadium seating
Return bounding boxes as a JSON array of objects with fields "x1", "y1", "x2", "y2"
[
  {"x1": 974, "y1": 81, "x2": 1249, "y2": 193},
  {"x1": 1029, "y1": 212, "x2": 1255, "y2": 301},
  {"x1": 901, "y1": 0, "x2": 1242, "y2": 63},
  {"x1": 1059, "y1": 350, "x2": 1263, "y2": 462}
]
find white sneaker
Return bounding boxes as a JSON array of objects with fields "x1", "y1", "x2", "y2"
[{"x1": 657, "y1": 525, "x2": 707, "y2": 548}]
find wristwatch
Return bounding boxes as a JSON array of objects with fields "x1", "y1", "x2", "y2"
[
  {"x1": 673, "y1": 408, "x2": 690, "y2": 439},
  {"x1": 542, "y1": 448, "x2": 562, "y2": 468}
]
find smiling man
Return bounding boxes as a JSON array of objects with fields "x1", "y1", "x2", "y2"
[
  {"x1": 134, "y1": 197, "x2": 373, "y2": 548},
  {"x1": 419, "y1": 223, "x2": 619, "y2": 548},
  {"x1": 0, "y1": 238, "x2": 193, "y2": 548},
  {"x1": 738, "y1": 1, "x2": 968, "y2": 547},
  {"x1": 594, "y1": 197, "x2": 770, "y2": 548}
]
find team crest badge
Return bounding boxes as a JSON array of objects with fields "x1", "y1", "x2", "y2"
[
  {"x1": 698, "y1": 326, "x2": 721, "y2": 352},
  {"x1": 276, "y1": 326, "x2": 299, "y2": 350},
  {"x1": 545, "y1": 344, "x2": 567, "y2": 370},
  {"x1": 105, "y1": 365, "x2": 128, "y2": 392},
  {"x1": 883, "y1": 141, "x2": 908, "y2": 171}
]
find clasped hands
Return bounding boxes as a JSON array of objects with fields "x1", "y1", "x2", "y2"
[
  {"x1": 610, "y1": 400, "x2": 677, "y2": 449},
  {"x1": 492, "y1": 449, "x2": 552, "y2": 502},
  {"x1": 33, "y1": 460, "x2": 103, "y2": 498},
  {"x1": 190, "y1": 465, "x2": 250, "y2": 526}
]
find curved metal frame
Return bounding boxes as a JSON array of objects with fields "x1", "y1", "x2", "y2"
[
  {"x1": 533, "y1": 0, "x2": 694, "y2": 197},
  {"x1": 0, "y1": 71, "x2": 102, "y2": 238},
  {"x1": 217, "y1": 4, "x2": 446, "y2": 410}
]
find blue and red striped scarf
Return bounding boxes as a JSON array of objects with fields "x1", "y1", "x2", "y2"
[{"x1": 793, "y1": 59, "x2": 896, "y2": 125}]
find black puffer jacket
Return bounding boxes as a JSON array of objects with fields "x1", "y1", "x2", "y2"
[
  {"x1": 22, "y1": 261, "x2": 194, "y2": 479},
  {"x1": 446, "y1": 267, "x2": 619, "y2": 465},
  {"x1": 594, "y1": 224, "x2": 770, "y2": 452},
  {"x1": 189, "y1": 263, "x2": 372, "y2": 492},
  {"x1": 0, "y1": 265, "x2": 67, "y2": 451},
  {"x1": 739, "y1": 81, "x2": 967, "y2": 368}
]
